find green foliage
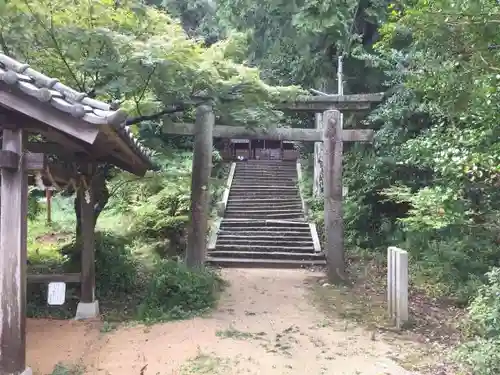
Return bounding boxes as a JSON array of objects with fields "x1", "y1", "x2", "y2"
[
  {"x1": 216, "y1": 0, "x2": 389, "y2": 92},
  {"x1": 138, "y1": 260, "x2": 224, "y2": 322},
  {"x1": 454, "y1": 268, "x2": 500, "y2": 375},
  {"x1": 106, "y1": 151, "x2": 227, "y2": 256},
  {"x1": 94, "y1": 232, "x2": 139, "y2": 298},
  {"x1": 381, "y1": 185, "x2": 467, "y2": 231},
  {"x1": 27, "y1": 188, "x2": 42, "y2": 221},
  {"x1": 50, "y1": 363, "x2": 85, "y2": 375},
  {"x1": 27, "y1": 226, "x2": 224, "y2": 321},
  {"x1": 0, "y1": 0, "x2": 303, "y2": 131}
]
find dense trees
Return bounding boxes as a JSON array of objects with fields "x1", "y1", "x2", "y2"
[{"x1": 0, "y1": 0, "x2": 302, "y2": 132}]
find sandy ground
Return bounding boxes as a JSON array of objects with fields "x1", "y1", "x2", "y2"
[{"x1": 27, "y1": 269, "x2": 416, "y2": 375}]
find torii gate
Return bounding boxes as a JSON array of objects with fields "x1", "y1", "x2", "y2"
[{"x1": 163, "y1": 92, "x2": 384, "y2": 283}]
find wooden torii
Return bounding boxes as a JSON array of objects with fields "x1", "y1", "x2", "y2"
[
  {"x1": 0, "y1": 54, "x2": 153, "y2": 375},
  {"x1": 163, "y1": 92, "x2": 384, "y2": 282}
]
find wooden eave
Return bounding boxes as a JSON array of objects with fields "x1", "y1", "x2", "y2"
[{"x1": 0, "y1": 54, "x2": 153, "y2": 176}]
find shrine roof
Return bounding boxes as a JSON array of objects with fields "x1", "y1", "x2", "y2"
[{"x1": 0, "y1": 53, "x2": 153, "y2": 175}]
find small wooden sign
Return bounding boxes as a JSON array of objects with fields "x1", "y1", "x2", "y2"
[{"x1": 47, "y1": 282, "x2": 66, "y2": 306}]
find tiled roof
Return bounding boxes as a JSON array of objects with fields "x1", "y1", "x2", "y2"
[{"x1": 0, "y1": 53, "x2": 152, "y2": 165}]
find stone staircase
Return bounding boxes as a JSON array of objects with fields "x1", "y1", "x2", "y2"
[{"x1": 207, "y1": 160, "x2": 326, "y2": 268}]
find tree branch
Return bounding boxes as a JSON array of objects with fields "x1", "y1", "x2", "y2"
[
  {"x1": 0, "y1": 30, "x2": 12, "y2": 56},
  {"x1": 22, "y1": 0, "x2": 85, "y2": 92},
  {"x1": 125, "y1": 103, "x2": 188, "y2": 125}
]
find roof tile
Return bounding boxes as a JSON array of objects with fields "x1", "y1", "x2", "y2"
[{"x1": 0, "y1": 53, "x2": 152, "y2": 166}]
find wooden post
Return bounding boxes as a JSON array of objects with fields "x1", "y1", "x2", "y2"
[
  {"x1": 186, "y1": 104, "x2": 214, "y2": 268},
  {"x1": 322, "y1": 110, "x2": 346, "y2": 283},
  {"x1": 79, "y1": 170, "x2": 96, "y2": 304},
  {"x1": 46, "y1": 189, "x2": 52, "y2": 225},
  {"x1": 0, "y1": 129, "x2": 29, "y2": 375},
  {"x1": 387, "y1": 247, "x2": 409, "y2": 328},
  {"x1": 313, "y1": 113, "x2": 324, "y2": 198}
]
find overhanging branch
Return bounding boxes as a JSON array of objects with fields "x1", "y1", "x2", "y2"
[{"x1": 125, "y1": 103, "x2": 187, "y2": 125}]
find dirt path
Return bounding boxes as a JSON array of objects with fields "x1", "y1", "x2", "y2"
[{"x1": 28, "y1": 269, "x2": 417, "y2": 375}]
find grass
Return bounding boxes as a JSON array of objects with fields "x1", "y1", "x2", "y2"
[
  {"x1": 26, "y1": 168, "x2": 226, "y2": 324},
  {"x1": 180, "y1": 350, "x2": 230, "y2": 374},
  {"x1": 216, "y1": 327, "x2": 267, "y2": 340},
  {"x1": 308, "y1": 255, "x2": 464, "y2": 373},
  {"x1": 50, "y1": 363, "x2": 85, "y2": 375}
]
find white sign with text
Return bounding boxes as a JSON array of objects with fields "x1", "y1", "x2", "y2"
[{"x1": 47, "y1": 282, "x2": 66, "y2": 306}]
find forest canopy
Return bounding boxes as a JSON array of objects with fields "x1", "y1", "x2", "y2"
[{"x1": 0, "y1": 0, "x2": 303, "y2": 134}]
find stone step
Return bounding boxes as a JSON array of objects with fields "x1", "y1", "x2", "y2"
[
  {"x1": 217, "y1": 234, "x2": 312, "y2": 241},
  {"x1": 234, "y1": 177, "x2": 296, "y2": 180},
  {"x1": 230, "y1": 185, "x2": 298, "y2": 190},
  {"x1": 206, "y1": 257, "x2": 326, "y2": 269},
  {"x1": 229, "y1": 195, "x2": 299, "y2": 200},
  {"x1": 236, "y1": 163, "x2": 295, "y2": 166},
  {"x1": 229, "y1": 192, "x2": 298, "y2": 197},
  {"x1": 227, "y1": 198, "x2": 302, "y2": 204},
  {"x1": 229, "y1": 189, "x2": 299, "y2": 194},
  {"x1": 234, "y1": 175, "x2": 296, "y2": 179},
  {"x1": 218, "y1": 230, "x2": 310, "y2": 236},
  {"x1": 234, "y1": 173, "x2": 296, "y2": 178},
  {"x1": 225, "y1": 212, "x2": 304, "y2": 220},
  {"x1": 227, "y1": 199, "x2": 302, "y2": 205},
  {"x1": 216, "y1": 239, "x2": 313, "y2": 247},
  {"x1": 235, "y1": 169, "x2": 296, "y2": 174},
  {"x1": 230, "y1": 185, "x2": 296, "y2": 189},
  {"x1": 208, "y1": 251, "x2": 322, "y2": 261},
  {"x1": 224, "y1": 210, "x2": 303, "y2": 217},
  {"x1": 231, "y1": 179, "x2": 297, "y2": 188},
  {"x1": 218, "y1": 230, "x2": 311, "y2": 236},
  {"x1": 225, "y1": 208, "x2": 303, "y2": 215},
  {"x1": 226, "y1": 203, "x2": 303, "y2": 210},
  {"x1": 234, "y1": 170, "x2": 296, "y2": 174},
  {"x1": 220, "y1": 220, "x2": 309, "y2": 228},
  {"x1": 236, "y1": 165, "x2": 295, "y2": 168},
  {"x1": 229, "y1": 191, "x2": 299, "y2": 197},
  {"x1": 215, "y1": 244, "x2": 314, "y2": 253}
]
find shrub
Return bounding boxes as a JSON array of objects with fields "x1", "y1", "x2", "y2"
[
  {"x1": 138, "y1": 260, "x2": 224, "y2": 322},
  {"x1": 454, "y1": 268, "x2": 500, "y2": 375},
  {"x1": 61, "y1": 231, "x2": 138, "y2": 298}
]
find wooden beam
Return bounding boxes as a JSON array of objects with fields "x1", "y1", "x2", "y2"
[
  {"x1": 26, "y1": 142, "x2": 76, "y2": 157},
  {"x1": 0, "y1": 129, "x2": 28, "y2": 375},
  {"x1": 0, "y1": 150, "x2": 20, "y2": 170},
  {"x1": 323, "y1": 110, "x2": 346, "y2": 283},
  {"x1": 27, "y1": 163, "x2": 76, "y2": 188},
  {"x1": 79, "y1": 164, "x2": 96, "y2": 303},
  {"x1": 0, "y1": 82, "x2": 99, "y2": 144},
  {"x1": 27, "y1": 273, "x2": 81, "y2": 283},
  {"x1": 27, "y1": 141, "x2": 143, "y2": 176},
  {"x1": 186, "y1": 105, "x2": 214, "y2": 268},
  {"x1": 163, "y1": 123, "x2": 374, "y2": 142}
]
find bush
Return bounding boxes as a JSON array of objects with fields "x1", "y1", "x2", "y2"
[
  {"x1": 138, "y1": 260, "x2": 224, "y2": 322},
  {"x1": 454, "y1": 268, "x2": 500, "y2": 375},
  {"x1": 131, "y1": 186, "x2": 189, "y2": 237},
  {"x1": 61, "y1": 231, "x2": 138, "y2": 298}
]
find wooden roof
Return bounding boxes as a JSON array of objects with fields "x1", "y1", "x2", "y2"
[{"x1": 0, "y1": 54, "x2": 153, "y2": 175}]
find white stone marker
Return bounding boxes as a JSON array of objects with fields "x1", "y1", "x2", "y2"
[
  {"x1": 47, "y1": 282, "x2": 66, "y2": 306},
  {"x1": 387, "y1": 247, "x2": 409, "y2": 328}
]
